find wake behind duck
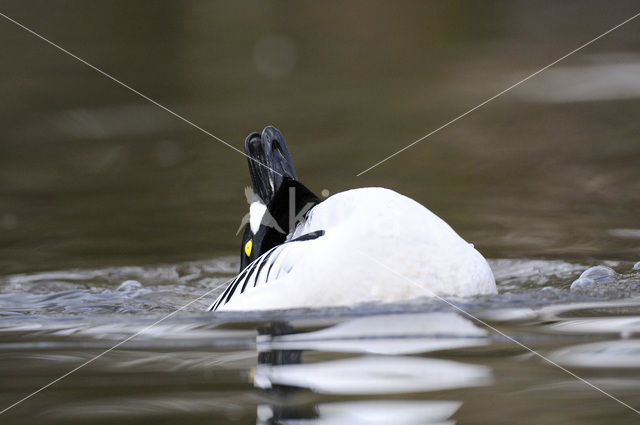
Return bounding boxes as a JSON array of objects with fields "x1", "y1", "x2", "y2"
[{"x1": 208, "y1": 126, "x2": 495, "y2": 311}]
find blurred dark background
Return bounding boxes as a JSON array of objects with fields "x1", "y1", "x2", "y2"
[{"x1": 1, "y1": 0, "x2": 639, "y2": 274}]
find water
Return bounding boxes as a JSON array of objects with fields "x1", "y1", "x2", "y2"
[
  {"x1": 1, "y1": 259, "x2": 640, "y2": 424},
  {"x1": 2, "y1": 1, "x2": 640, "y2": 423}
]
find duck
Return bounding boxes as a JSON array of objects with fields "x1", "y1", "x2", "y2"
[{"x1": 208, "y1": 126, "x2": 496, "y2": 312}]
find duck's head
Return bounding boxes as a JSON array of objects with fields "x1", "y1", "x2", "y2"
[{"x1": 240, "y1": 126, "x2": 320, "y2": 271}]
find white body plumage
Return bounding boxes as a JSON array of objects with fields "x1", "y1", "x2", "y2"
[{"x1": 210, "y1": 187, "x2": 496, "y2": 311}]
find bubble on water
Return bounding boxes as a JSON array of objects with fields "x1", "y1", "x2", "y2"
[
  {"x1": 578, "y1": 265, "x2": 617, "y2": 283},
  {"x1": 569, "y1": 265, "x2": 634, "y2": 296},
  {"x1": 117, "y1": 280, "x2": 143, "y2": 292},
  {"x1": 633, "y1": 261, "x2": 640, "y2": 271},
  {"x1": 570, "y1": 277, "x2": 596, "y2": 292},
  {"x1": 571, "y1": 266, "x2": 618, "y2": 292}
]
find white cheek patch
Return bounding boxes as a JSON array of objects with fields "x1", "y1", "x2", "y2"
[{"x1": 249, "y1": 201, "x2": 267, "y2": 234}]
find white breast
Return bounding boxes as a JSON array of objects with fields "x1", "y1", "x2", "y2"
[{"x1": 213, "y1": 187, "x2": 496, "y2": 311}]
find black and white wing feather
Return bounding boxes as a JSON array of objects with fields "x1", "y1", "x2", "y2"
[{"x1": 207, "y1": 230, "x2": 324, "y2": 312}]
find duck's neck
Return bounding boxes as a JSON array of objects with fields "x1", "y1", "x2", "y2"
[{"x1": 268, "y1": 177, "x2": 321, "y2": 235}]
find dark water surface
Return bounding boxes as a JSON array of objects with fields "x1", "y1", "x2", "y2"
[{"x1": 1, "y1": 1, "x2": 640, "y2": 424}]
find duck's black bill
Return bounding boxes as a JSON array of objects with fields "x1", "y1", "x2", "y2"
[{"x1": 245, "y1": 126, "x2": 297, "y2": 204}]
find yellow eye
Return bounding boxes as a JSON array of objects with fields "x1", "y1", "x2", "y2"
[{"x1": 244, "y1": 239, "x2": 253, "y2": 257}]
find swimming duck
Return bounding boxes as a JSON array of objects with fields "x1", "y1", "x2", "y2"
[{"x1": 208, "y1": 126, "x2": 496, "y2": 311}]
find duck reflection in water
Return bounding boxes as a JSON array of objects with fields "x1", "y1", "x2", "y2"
[{"x1": 251, "y1": 313, "x2": 493, "y2": 425}]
